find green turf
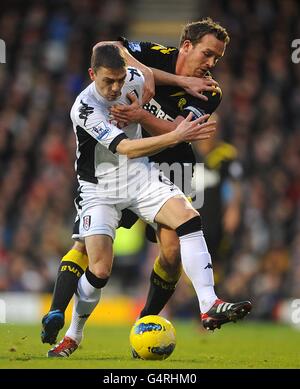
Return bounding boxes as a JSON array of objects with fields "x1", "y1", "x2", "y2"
[{"x1": 0, "y1": 321, "x2": 299, "y2": 368}]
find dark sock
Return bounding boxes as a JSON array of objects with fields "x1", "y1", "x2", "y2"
[
  {"x1": 140, "y1": 270, "x2": 177, "y2": 318},
  {"x1": 50, "y1": 261, "x2": 85, "y2": 312}
]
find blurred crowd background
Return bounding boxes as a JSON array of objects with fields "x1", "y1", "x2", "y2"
[{"x1": 0, "y1": 0, "x2": 300, "y2": 322}]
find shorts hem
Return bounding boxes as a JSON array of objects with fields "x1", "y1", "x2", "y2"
[
  {"x1": 149, "y1": 192, "x2": 184, "y2": 223},
  {"x1": 72, "y1": 230, "x2": 115, "y2": 241}
]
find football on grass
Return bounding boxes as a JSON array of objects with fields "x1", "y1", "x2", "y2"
[{"x1": 129, "y1": 315, "x2": 176, "y2": 360}]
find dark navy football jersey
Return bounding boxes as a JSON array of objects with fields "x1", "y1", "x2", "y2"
[{"x1": 120, "y1": 38, "x2": 222, "y2": 166}]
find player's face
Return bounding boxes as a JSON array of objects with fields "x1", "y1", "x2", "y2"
[
  {"x1": 89, "y1": 66, "x2": 127, "y2": 101},
  {"x1": 181, "y1": 34, "x2": 226, "y2": 77}
]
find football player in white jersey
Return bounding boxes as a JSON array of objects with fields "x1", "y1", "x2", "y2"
[
  {"x1": 45, "y1": 44, "x2": 251, "y2": 357},
  {"x1": 43, "y1": 20, "x2": 231, "y2": 336}
]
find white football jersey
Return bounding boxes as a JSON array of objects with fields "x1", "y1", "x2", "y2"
[{"x1": 70, "y1": 67, "x2": 148, "y2": 187}]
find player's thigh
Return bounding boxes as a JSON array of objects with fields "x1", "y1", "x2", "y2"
[
  {"x1": 130, "y1": 169, "x2": 185, "y2": 226},
  {"x1": 74, "y1": 181, "x2": 121, "y2": 238},
  {"x1": 79, "y1": 201, "x2": 120, "y2": 275},
  {"x1": 155, "y1": 195, "x2": 199, "y2": 230},
  {"x1": 75, "y1": 200, "x2": 121, "y2": 241}
]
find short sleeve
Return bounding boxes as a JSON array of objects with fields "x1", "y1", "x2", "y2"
[{"x1": 119, "y1": 36, "x2": 177, "y2": 70}]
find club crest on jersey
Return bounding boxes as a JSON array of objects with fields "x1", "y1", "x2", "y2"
[
  {"x1": 178, "y1": 98, "x2": 187, "y2": 111},
  {"x1": 128, "y1": 41, "x2": 141, "y2": 52},
  {"x1": 91, "y1": 122, "x2": 111, "y2": 140},
  {"x1": 83, "y1": 215, "x2": 91, "y2": 231}
]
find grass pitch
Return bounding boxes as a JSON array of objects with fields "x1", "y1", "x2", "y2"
[{"x1": 0, "y1": 321, "x2": 299, "y2": 369}]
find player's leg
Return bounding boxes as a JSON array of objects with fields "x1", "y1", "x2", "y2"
[
  {"x1": 41, "y1": 240, "x2": 88, "y2": 344},
  {"x1": 140, "y1": 226, "x2": 182, "y2": 317},
  {"x1": 134, "y1": 175, "x2": 217, "y2": 319},
  {"x1": 51, "y1": 241, "x2": 88, "y2": 312},
  {"x1": 48, "y1": 203, "x2": 119, "y2": 357},
  {"x1": 64, "y1": 234, "x2": 112, "y2": 341},
  {"x1": 48, "y1": 234, "x2": 113, "y2": 358},
  {"x1": 155, "y1": 195, "x2": 251, "y2": 329},
  {"x1": 139, "y1": 197, "x2": 196, "y2": 318},
  {"x1": 155, "y1": 195, "x2": 218, "y2": 312},
  {"x1": 43, "y1": 208, "x2": 139, "y2": 345},
  {"x1": 117, "y1": 207, "x2": 182, "y2": 318}
]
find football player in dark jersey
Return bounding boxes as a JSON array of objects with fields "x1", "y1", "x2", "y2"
[
  {"x1": 108, "y1": 18, "x2": 228, "y2": 317},
  {"x1": 42, "y1": 18, "x2": 251, "y2": 346}
]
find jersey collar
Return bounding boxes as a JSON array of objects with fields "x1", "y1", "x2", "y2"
[{"x1": 92, "y1": 82, "x2": 107, "y2": 103}]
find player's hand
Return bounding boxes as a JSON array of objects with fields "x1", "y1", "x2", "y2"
[
  {"x1": 110, "y1": 92, "x2": 143, "y2": 124},
  {"x1": 174, "y1": 112, "x2": 216, "y2": 142},
  {"x1": 180, "y1": 76, "x2": 219, "y2": 101},
  {"x1": 142, "y1": 67, "x2": 155, "y2": 104}
]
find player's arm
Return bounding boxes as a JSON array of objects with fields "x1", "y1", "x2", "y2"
[
  {"x1": 110, "y1": 94, "x2": 215, "y2": 137},
  {"x1": 137, "y1": 109, "x2": 182, "y2": 136},
  {"x1": 72, "y1": 100, "x2": 214, "y2": 158},
  {"x1": 110, "y1": 93, "x2": 179, "y2": 136},
  {"x1": 116, "y1": 113, "x2": 215, "y2": 159},
  {"x1": 151, "y1": 68, "x2": 219, "y2": 101},
  {"x1": 93, "y1": 40, "x2": 154, "y2": 104},
  {"x1": 111, "y1": 92, "x2": 223, "y2": 138}
]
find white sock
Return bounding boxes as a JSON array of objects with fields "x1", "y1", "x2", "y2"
[
  {"x1": 65, "y1": 273, "x2": 101, "y2": 344},
  {"x1": 179, "y1": 230, "x2": 217, "y2": 313}
]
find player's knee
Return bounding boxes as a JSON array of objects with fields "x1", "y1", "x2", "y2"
[
  {"x1": 89, "y1": 260, "x2": 112, "y2": 280},
  {"x1": 175, "y1": 215, "x2": 202, "y2": 237},
  {"x1": 182, "y1": 208, "x2": 200, "y2": 222},
  {"x1": 90, "y1": 267, "x2": 111, "y2": 280},
  {"x1": 86, "y1": 268, "x2": 109, "y2": 289}
]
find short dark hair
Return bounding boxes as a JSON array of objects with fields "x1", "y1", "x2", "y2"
[
  {"x1": 179, "y1": 18, "x2": 230, "y2": 47},
  {"x1": 91, "y1": 44, "x2": 127, "y2": 72}
]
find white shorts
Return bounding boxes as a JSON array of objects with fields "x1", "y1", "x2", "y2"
[{"x1": 72, "y1": 168, "x2": 184, "y2": 241}]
